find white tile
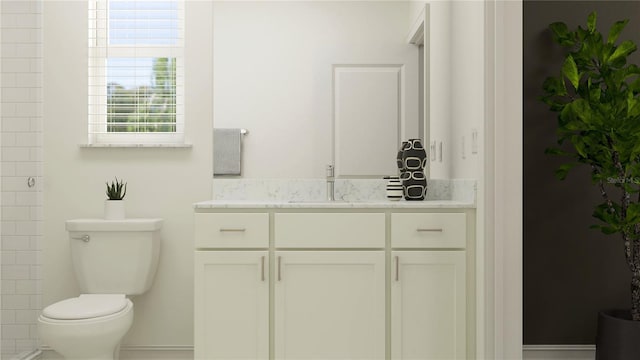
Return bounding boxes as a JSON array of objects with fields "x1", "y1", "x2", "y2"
[
  {"x1": 1, "y1": 295, "x2": 31, "y2": 310},
  {"x1": 1, "y1": 88, "x2": 31, "y2": 102},
  {"x1": 29, "y1": 294, "x2": 41, "y2": 309},
  {"x1": 1, "y1": 265, "x2": 30, "y2": 280},
  {"x1": 2, "y1": 147, "x2": 31, "y2": 162},
  {"x1": 1, "y1": 131, "x2": 17, "y2": 147},
  {"x1": 16, "y1": 102, "x2": 39, "y2": 117},
  {"x1": 2, "y1": 310, "x2": 17, "y2": 324},
  {"x1": 1, "y1": 103, "x2": 18, "y2": 117},
  {"x1": 1, "y1": 235, "x2": 30, "y2": 250},
  {"x1": 15, "y1": 220, "x2": 38, "y2": 235},
  {"x1": 2, "y1": 176, "x2": 31, "y2": 191},
  {"x1": 15, "y1": 250, "x2": 37, "y2": 265},
  {"x1": 1, "y1": 250, "x2": 16, "y2": 264},
  {"x1": 2, "y1": 191, "x2": 17, "y2": 206},
  {"x1": 29, "y1": 265, "x2": 41, "y2": 280},
  {"x1": 15, "y1": 192, "x2": 37, "y2": 206},
  {"x1": 1, "y1": 117, "x2": 30, "y2": 132},
  {"x1": 1, "y1": 221, "x2": 17, "y2": 235},
  {"x1": 0, "y1": 57, "x2": 31, "y2": 72},
  {"x1": 29, "y1": 147, "x2": 43, "y2": 161},
  {"x1": 15, "y1": 310, "x2": 38, "y2": 324},
  {"x1": 12, "y1": 14, "x2": 39, "y2": 29},
  {"x1": 2, "y1": 160, "x2": 17, "y2": 176},
  {"x1": 15, "y1": 132, "x2": 38, "y2": 147},
  {"x1": 1, "y1": 339, "x2": 16, "y2": 355},
  {"x1": 15, "y1": 73, "x2": 40, "y2": 88},
  {"x1": 15, "y1": 163, "x2": 39, "y2": 177},
  {"x1": 1, "y1": 72, "x2": 17, "y2": 88},
  {"x1": 2, "y1": 279, "x2": 16, "y2": 294},
  {"x1": 29, "y1": 117, "x2": 43, "y2": 132},
  {"x1": 2, "y1": 206, "x2": 30, "y2": 221},
  {"x1": 1, "y1": 324, "x2": 30, "y2": 339},
  {"x1": 16, "y1": 280, "x2": 38, "y2": 294},
  {"x1": 29, "y1": 235, "x2": 42, "y2": 251},
  {"x1": 30, "y1": 206, "x2": 43, "y2": 220},
  {"x1": 1, "y1": 1, "x2": 32, "y2": 15}
]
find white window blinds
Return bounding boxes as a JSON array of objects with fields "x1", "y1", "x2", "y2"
[{"x1": 88, "y1": 0, "x2": 184, "y2": 144}]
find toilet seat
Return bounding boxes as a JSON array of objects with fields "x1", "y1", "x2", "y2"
[{"x1": 42, "y1": 294, "x2": 129, "y2": 320}]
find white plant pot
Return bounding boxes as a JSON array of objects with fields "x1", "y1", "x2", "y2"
[{"x1": 104, "y1": 200, "x2": 125, "y2": 220}]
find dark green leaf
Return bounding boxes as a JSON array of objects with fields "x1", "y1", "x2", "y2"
[
  {"x1": 609, "y1": 40, "x2": 637, "y2": 65},
  {"x1": 587, "y1": 12, "x2": 597, "y2": 33},
  {"x1": 607, "y1": 19, "x2": 629, "y2": 45},
  {"x1": 562, "y1": 55, "x2": 580, "y2": 90}
]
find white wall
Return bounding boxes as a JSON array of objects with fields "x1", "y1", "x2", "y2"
[
  {"x1": 450, "y1": 0, "x2": 484, "y2": 179},
  {"x1": 42, "y1": 1, "x2": 212, "y2": 348},
  {"x1": 1, "y1": 1, "x2": 43, "y2": 357},
  {"x1": 213, "y1": 1, "x2": 417, "y2": 178}
]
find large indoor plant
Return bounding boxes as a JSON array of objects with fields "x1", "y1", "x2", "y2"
[{"x1": 542, "y1": 12, "x2": 640, "y2": 358}]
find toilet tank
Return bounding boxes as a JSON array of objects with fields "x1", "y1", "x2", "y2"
[{"x1": 65, "y1": 219, "x2": 162, "y2": 295}]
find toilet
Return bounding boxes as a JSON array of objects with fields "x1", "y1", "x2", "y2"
[{"x1": 38, "y1": 218, "x2": 162, "y2": 360}]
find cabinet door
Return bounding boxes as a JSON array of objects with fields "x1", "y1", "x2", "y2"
[
  {"x1": 194, "y1": 251, "x2": 269, "y2": 360},
  {"x1": 391, "y1": 251, "x2": 466, "y2": 360},
  {"x1": 275, "y1": 251, "x2": 385, "y2": 360}
]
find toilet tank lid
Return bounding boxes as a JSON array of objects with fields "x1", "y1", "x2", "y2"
[
  {"x1": 66, "y1": 218, "x2": 163, "y2": 232},
  {"x1": 42, "y1": 294, "x2": 129, "y2": 320}
]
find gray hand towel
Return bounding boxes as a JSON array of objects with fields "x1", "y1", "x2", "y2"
[{"x1": 214, "y1": 128, "x2": 242, "y2": 176}]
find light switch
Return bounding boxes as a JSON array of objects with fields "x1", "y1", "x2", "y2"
[{"x1": 471, "y1": 128, "x2": 478, "y2": 154}]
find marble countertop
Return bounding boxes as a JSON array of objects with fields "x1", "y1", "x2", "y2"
[{"x1": 194, "y1": 199, "x2": 475, "y2": 209}]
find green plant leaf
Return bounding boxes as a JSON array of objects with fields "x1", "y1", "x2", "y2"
[
  {"x1": 563, "y1": 55, "x2": 580, "y2": 90},
  {"x1": 555, "y1": 163, "x2": 577, "y2": 180},
  {"x1": 609, "y1": 40, "x2": 637, "y2": 65},
  {"x1": 608, "y1": 19, "x2": 629, "y2": 45},
  {"x1": 587, "y1": 12, "x2": 597, "y2": 33}
]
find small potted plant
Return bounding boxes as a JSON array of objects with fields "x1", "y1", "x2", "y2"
[{"x1": 104, "y1": 177, "x2": 127, "y2": 220}]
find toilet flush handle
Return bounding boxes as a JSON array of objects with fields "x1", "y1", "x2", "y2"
[{"x1": 71, "y1": 235, "x2": 90, "y2": 242}]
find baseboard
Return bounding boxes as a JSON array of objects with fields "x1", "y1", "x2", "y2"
[
  {"x1": 39, "y1": 345, "x2": 193, "y2": 360},
  {"x1": 523, "y1": 345, "x2": 596, "y2": 360}
]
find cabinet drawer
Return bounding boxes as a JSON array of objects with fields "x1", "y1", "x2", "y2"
[
  {"x1": 195, "y1": 213, "x2": 269, "y2": 248},
  {"x1": 275, "y1": 213, "x2": 385, "y2": 248},
  {"x1": 391, "y1": 213, "x2": 466, "y2": 249}
]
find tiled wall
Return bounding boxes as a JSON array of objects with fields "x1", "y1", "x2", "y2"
[{"x1": 1, "y1": 0, "x2": 43, "y2": 358}]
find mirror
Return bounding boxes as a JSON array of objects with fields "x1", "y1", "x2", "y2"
[{"x1": 213, "y1": 1, "x2": 423, "y2": 178}]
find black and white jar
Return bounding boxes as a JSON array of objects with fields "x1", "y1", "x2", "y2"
[
  {"x1": 401, "y1": 139, "x2": 428, "y2": 200},
  {"x1": 385, "y1": 176, "x2": 403, "y2": 201}
]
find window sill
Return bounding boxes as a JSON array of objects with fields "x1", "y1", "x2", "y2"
[{"x1": 79, "y1": 143, "x2": 193, "y2": 148}]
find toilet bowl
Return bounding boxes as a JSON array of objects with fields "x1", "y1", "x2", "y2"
[{"x1": 38, "y1": 294, "x2": 133, "y2": 360}]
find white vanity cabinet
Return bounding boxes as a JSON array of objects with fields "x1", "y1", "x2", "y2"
[
  {"x1": 391, "y1": 213, "x2": 468, "y2": 360},
  {"x1": 274, "y1": 251, "x2": 385, "y2": 360},
  {"x1": 194, "y1": 205, "x2": 474, "y2": 360},
  {"x1": 194, "y1": 251, "x2": 269, "y2": 360}
]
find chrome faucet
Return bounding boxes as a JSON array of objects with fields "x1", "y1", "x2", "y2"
[{"x1": 326, "y1": 164, "x2": 335, "y2": 201}]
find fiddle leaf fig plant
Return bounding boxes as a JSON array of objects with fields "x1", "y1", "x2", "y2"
[
  {"x1": 542, "y1": 12, "x2": 640, "y2": 321},
  {"x1": 105, "y1": 177, "x2": 127, "y2": 200}
]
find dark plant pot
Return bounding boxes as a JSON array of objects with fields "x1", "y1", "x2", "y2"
[{"x1": 596, "y1": 310, "x2": 640, "y2": 360}]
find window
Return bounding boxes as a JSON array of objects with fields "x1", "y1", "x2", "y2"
[{"x1": 88, "y1": 0, "x2": 184, "y2": 144}]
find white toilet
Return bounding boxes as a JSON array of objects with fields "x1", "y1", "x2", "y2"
[{"x1": 38, "y1": 218, "x2": 162, "y2": 360}]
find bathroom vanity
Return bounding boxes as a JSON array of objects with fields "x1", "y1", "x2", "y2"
[{"x1": 193, "y1": 199, "x2": 476, "y2": 360}]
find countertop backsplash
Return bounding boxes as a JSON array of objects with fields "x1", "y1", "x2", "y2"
[{"x1": 212, "y1": 178, "x2": 476, "y2": 204}]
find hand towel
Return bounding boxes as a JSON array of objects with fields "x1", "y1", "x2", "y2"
[{"x1": 213, "y1": 128, "x2": 242, "y2": 176}]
